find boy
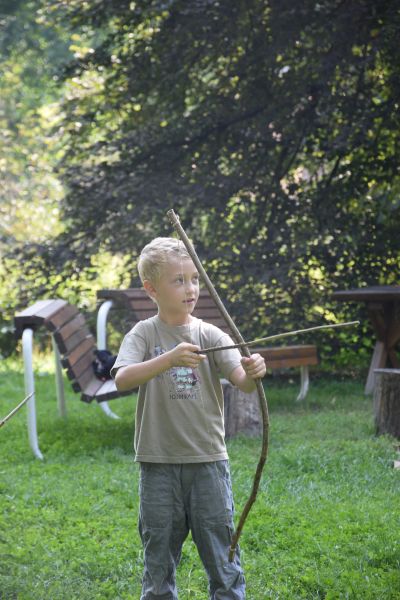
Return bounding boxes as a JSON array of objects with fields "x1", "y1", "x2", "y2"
[{"x1": 112, "y1": 237, "x2": 266, "y2": 600}]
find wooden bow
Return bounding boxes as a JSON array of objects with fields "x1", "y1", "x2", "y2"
[{"x1": 167, "y1": 209, "x2": 269, "y2": 562}]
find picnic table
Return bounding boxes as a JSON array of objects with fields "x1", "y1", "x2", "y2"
[{"x1": 331, "y1": 285, "x2": 400, "y2": 394}]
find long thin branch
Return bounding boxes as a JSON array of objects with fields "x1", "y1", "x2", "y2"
[
  {"x1": 0, "y1": 393, "x2": 33, "y2": 429},
  {"x1": 196, "y1": 321, "x2": 359, "y2": 354}
]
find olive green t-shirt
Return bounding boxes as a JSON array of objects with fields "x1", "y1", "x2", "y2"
[{"x1": 111, "y1": 315, "x2": 242, "y2": 463}]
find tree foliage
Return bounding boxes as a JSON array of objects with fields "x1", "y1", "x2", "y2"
[
  {"x1": 3, "y1": 0, "x2": 400, "y2": 365},
  {"x1": 0, "y1": 0, "x2": 71, "y2": 352},
  {"x1": 0, "y1": 1, "x2": 130, "y2": 355}
]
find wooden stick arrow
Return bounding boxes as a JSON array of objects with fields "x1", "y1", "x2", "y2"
[
  {"x1": 196, "y1": 321, "x2": 360, "y2": 354},
  {"x1": 0, "y1": 393, "x2": 33, "y2": 429}
]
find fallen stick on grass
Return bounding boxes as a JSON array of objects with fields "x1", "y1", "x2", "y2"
[{"x1": 0, "y1": 393, "x2": 33, "y2": 428}]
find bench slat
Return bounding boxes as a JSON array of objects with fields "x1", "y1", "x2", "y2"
[
  {"x1": 83, "y1": 380, "x2": 133, "y2": 403},
  {"x1": 96, "y1": 289, "x2": 227, "y2": 311},
  {"x1": 46, "y1": 304, "x2": 80, "y2": 332},
  {"x1": 32, "y1": 299, "x2": 68, "y2": 321},
  {"x1": 254, "y1": 345, "x2": 318, "y2": 369},
  {"x1": 80, "y1": 377, "x2": 104, "y2": 403},
  {"x1": 98, "y1": 289, "x2": 146, "y2": 302},
  {"x1": 64, "y1": 349, "x2": 94, "y2": 381},
  {"x1": 254, "y1": 345, "x2": 317, "y2": 358},
  {"x1": 55, "y1": 313, "x2": 87, "y2": 342},
  {"x1": 118, "y1": 299, "x2": 156, "y2": 311},
  {"x1": 265, "y1": 355, "x2": 319, "y2": 369},
  {"x1": 62, "y1": 337, "x2": 95, "y2": 368},
  {"x1": 71, "y1": 363, "x2": 98, "y2": 392},
  {"x1": 14, "y1": 300, "x2": 68, "y2": 337},
  {"x1": 54, "y1": 325, "x2": 92, "y2": 355},
  {"x1": 15, "y1": 300, "x2": 61, "y2": 319}
]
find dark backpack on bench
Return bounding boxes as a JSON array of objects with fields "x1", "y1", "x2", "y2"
[{"x1": 93, "y1": 349, "x2": 117, "y2": 381}]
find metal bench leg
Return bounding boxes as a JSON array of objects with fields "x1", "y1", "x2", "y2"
[
  {"x1": 98, "y1": 401, "x2": 120, "y2": 419},
  {"x1": 22, "y1": 328, "x2": 44, "y2": 460},
  {"x1": 296, "y1": 365, "x2": 309, "y2": 402},
  {"x1": 97, "y1": 300, "x2": 114, "y2": 350},
  {"x1": 52, "y1": 336, "x2": 66, "y2": 418},
  {"x1": 96, "y1": 299, "x2": 120, "y2": 420}
]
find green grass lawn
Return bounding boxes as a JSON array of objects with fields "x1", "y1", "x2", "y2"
[{"x1": 1, "y1": 358, "x2": 399, "y2": 599}]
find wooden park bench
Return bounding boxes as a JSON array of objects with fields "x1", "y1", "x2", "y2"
[
  {"x1": 14, "y1": 299, "x2": 132, "y2": 459},
  {"x1": 97, "y1": 288, "x2": 318, "y2": 438},
  {"x1": 96, "y1": 288, "x2": 319, "y2": 402},
  {"x1": 14, "y1": 291, "x2": 318, "y2": 458}
]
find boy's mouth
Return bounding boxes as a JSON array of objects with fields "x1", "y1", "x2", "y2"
[{"x1": 184, "y1": 299, "x2": 195, "y2": 304}]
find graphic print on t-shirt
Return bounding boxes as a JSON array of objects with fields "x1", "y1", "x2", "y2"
[{"x1": 154, "y1": 345, "x2": 200, "y2": 394}]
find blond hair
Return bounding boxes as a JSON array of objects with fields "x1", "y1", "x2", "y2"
[{"x1": 138, "y1": 237, "x2": 192, "y2": 283}]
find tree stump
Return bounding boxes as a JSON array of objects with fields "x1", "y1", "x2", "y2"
[
  {"x1": 222, "y1": 380, "x2": 262, "y2": 438},
  {"x1": 373, "y1": 369, "x2": 400, "y2": 438}
]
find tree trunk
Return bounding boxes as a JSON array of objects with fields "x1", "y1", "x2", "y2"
[
  {"x1": 222, "y1": 380, "x2": 262, "y2": 438},
  {"x1": 373, "y1": 369, "x2": 400, "y2": 438}
]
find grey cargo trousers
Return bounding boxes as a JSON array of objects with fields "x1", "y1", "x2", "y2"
[{"x1": 138, "y1": 461, "x2": 246, "y2": 599}]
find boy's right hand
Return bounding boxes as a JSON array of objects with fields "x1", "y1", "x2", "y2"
[{"x1": 168, "y1": 343, "x2": 206, "y2": 369}]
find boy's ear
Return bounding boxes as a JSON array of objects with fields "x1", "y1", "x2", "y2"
[{"x1": 143, "y1": 279, "x2": 157, "y2": 300}]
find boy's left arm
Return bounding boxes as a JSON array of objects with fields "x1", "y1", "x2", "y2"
[{"x1": 229, "y1": 353, "x2": 266, "y2": 393}]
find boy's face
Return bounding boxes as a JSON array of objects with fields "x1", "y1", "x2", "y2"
[{"x1": 144, "y1": 258, "x2": 200, "y2": 324}]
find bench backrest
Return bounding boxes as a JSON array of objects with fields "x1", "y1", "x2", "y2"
[
  {"x1": 14, "y1": 300, "x2": 100, "y2": 397},
  {"x1": 97, "y1": 288, "x2": 232, "y2": 334}
]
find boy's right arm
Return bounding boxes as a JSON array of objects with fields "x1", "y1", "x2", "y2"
[{"x1": 115, "y1": 342, "x2": 206, "y2": 391}]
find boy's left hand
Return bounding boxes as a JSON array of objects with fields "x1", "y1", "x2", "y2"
[{"x1": 241, "y1": 353, "x2": 266, "y2": 380}]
